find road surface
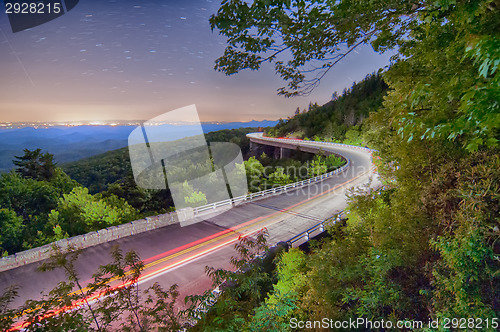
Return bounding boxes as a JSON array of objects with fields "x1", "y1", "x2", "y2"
[{"x1": 0, "y1": 133, "x2": 379, "y2": 315}]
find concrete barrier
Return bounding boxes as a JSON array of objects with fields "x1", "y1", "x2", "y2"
[{"x1": 0, "y1": 210, "x2": 180, "y2": 273}]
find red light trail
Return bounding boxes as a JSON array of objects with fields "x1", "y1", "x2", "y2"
[{"x1": 8, "y1": 149, "x2": 374, "y2": 331}]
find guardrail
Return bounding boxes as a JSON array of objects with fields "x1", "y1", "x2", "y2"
[
  {"x1": 287, "y1": 212, "x2": 344, "y2": 246},
  {"x1": 190, "y1": 132, "x2": 379, "y2": 216},
  {"x1": 246, "y1": 132, "x2": 376, "y2": 153},
  {"x1": 192, "y1": 157, "x2": 350, "y2": 216},
  {"x1": 182, "y1": 210, "x2": 347, "y2": 330}
]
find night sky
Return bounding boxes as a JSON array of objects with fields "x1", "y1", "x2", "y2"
[{"x1": 0, "y1": 0, "x2": 391, "y2": 123}]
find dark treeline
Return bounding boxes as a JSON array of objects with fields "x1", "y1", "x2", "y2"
[{"x1": 268, "y1": 72, "x2": 388, "y2": 143}]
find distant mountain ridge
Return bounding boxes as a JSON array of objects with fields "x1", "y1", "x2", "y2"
[{"x1": 0, "y1": 120, "x2": 277, "y2": 172}]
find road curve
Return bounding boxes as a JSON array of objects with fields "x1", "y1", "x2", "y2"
[
  {"x1": 246, "y1": 132, "x2": 374, "y2": 182},
  {"x1": 0, "y1": 133, "x2": 378, "y2": 315}
]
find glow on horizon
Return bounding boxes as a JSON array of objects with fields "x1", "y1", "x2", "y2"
[{"x1": 0, "y1": 0, "x2": 391, "y2": 124}]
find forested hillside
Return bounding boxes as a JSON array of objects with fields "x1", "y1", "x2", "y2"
[
  {"x1": 62, "y1": 127, "x2": 258, "y2": 194},
  {"x1": 268, "y1": 72, "x2": 388, "y2": 143},
  {"x1": 61, "y1": 126, "x2": 344, "y2": 215},
  {"x1": 0, "y1": 149, "x2": 139, "y2": 257}
]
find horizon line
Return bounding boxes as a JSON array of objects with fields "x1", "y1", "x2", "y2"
[{"x1": 0, "y1": 119, "x2": 279, "y2": 127}]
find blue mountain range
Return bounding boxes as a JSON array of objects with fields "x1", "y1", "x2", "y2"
[{"x1": 0, "y1": 120, "x2": 277, "y2": 172}]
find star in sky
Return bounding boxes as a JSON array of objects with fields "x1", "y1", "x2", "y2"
[{"x1": 0, "y1": 0, "x2": 391, "y2": 123}]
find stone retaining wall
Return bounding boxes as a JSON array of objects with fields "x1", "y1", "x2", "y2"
[{"x1": 0, "y1": 211, "x2": 179, "y2": 273}]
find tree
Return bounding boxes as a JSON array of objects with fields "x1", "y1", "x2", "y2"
[
  {"x1": 270, "y1": 73, "x2": 388, "y2": 140},
  {"x1": 13, "y1": 149, "x2": 56, "y2": 181},
  {"x1": 211, "y1": 0, "x2": 499, "y2": 151},
  {"x1": 210, "y1": 0, "x2": 425, "y2": 97},
  {"x1": 344, "y1": 126, "x2": 362, "y2": 145},
  {"x1": 186, "y1": 229, "x2": 272, "y2": 331},
  {"x1": 0, "y1": 245, "x2": 183, "y2": 331},
  {"x1": 0, "y1": 172, "x2": 58, "y2": 220},
  {"x1": 244, "y1": 156, "x2": 265, "y2": 192},
  {"x1": 259, "y1": 152, "x2": 272, "y2": 165},
  {"x1": 0, "y1": 172, "x2": 61, "y2": 249},
  {"x1": 324, "y1": 154, "x2": 345, "y2": 171},
  {"x1": 176, "y1": 181, "x2": 208, "y2": 208},
  {"x1": 48, "y1": 187, "x2": 139, "y2": 236},
  {"x1": 0, "y1": 167, "x2": 78, "y2": 254},
  {"x1": 0, "y1": 209, "x2": 24, "y2": 256},
  {"x1": 184, "y1": 191, "x2": 208, "y2": 206},
  {"x1": 308, "y1": 156, "x2": 327, "y2": 177},
  {"x1": 245, "y1": 248, "x2": 308, "y2": 331},
  {"x1": 102, "y1": 180, "x2": 152, "y2": 213},
  {"x1": 266, "y1": 167, "x2": 292, "y2": 187}
]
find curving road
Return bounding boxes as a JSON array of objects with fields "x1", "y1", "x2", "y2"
[{"x1": 0, "y1": 133, "x2": 379, "y2": 316}]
